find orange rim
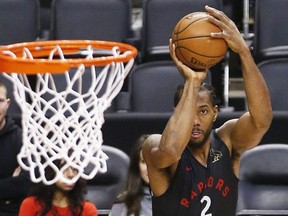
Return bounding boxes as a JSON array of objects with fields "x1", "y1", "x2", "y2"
[{"x1": 0, "y1": 40, "x2": 138, "y2": 74}]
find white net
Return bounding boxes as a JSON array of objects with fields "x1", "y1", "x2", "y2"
[{"x1": 2, "y1": 43, "x2": 135, "y2": 185}]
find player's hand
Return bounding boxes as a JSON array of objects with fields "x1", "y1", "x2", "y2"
[
  {"x1": 169, "y1": 39, "x2": 207, "y2": 82},
  {"x1": 205, "y1": 5, "x2": 247, "y2": 54}
]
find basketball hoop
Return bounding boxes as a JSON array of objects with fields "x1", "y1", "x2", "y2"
[{"x1": 0, "y1": 40, "x2": 137, "y2": 185}]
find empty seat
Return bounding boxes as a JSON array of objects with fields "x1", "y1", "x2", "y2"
[
  {"x1": 129, "y1": 61, "x2": 184, "y2": 112},
  {"x1": 0, "y1": 0, "x2": 40, "y2": 45},
  {"x1": 50, "y1": 0, "x2": 132, "y2": 42},
  {"x1": 258, "y1": 58, "x2": 288, "y2": 111},
  {"x1": 236, "y1": 144, "x2": 288, "y2": 216},
  {"x1": 141, "y1": 0, "x2": 223, "y2": 62},
  {"x1": 253, "y1": 0, "x2": 288, "y2": 63},
  {"x1": 129, "y1": 60, "x2": 211, "y2": 112},
  {"x1": 85, "y1": 145, "x2": 130, "y2": 215}
]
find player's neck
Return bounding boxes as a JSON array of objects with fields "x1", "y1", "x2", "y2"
[{"x1": 188, "y1": 142, "x2": 210, "y2": 166}]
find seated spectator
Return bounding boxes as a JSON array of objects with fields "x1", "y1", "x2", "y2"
[
  {"x1": 0, "y1": 80, "x2": 31, "y2": 215},
  {"x1": 19, "y1": 157, "x2": 98, "y2": 216},
  {"x1": 109, "y1": 134, "x2": 152, "y2": 216}
]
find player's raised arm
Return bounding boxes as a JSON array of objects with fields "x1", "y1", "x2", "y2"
[
  {"x1": 206, "y1": 5, "x2": 272, "y2": 155},
  {"x1": 143, "y1": 40, "x2": 207, "y2": 167}
]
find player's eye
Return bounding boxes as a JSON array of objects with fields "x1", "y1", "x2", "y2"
[{"x1": 200, "y1": 109, "x2": 208, "y2": 115}]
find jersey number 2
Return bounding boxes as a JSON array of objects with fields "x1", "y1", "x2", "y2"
[{"x1": 201, "y1": 196, "x2": 212, "y2": 216}]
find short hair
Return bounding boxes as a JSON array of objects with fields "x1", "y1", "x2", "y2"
[{"x1": 173, "y1": 82, "x2": 218, "y2": 107}]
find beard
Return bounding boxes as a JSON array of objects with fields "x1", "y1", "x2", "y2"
[{"x1": 188, "y1": 123, "x2": 213, "y2": 149}]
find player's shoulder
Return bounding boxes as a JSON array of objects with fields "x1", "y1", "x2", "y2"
[
  {"x1": 148, "y1": 133, "x2": 162, "y2": 141},
  {"x1": 216, "y1": 118, "x2": 238, "y2": 137},
  {"x1": 143, "y1": 134, "x2": 161, "y2": 147},
  {"x1": 215, "y1": 118, "x2": 239, "y2": 152},
  {"x1": 216, "y1": 111, "x2": 251, "y2": 142},
  {"x1": 142, "y1": 134, "x2": 162, "y2": 165}
]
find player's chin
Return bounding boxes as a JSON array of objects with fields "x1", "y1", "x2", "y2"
[{"x1": 189, "y1": 137, "x2": 205, "y2": 149}]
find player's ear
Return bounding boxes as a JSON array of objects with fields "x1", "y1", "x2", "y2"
[{"x1": 213, "y1": 105, "x2": 219, "y2": 122}]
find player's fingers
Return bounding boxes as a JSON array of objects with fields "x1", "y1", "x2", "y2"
[
  {"x1": 169, "y1": 39, "x2": 186, "y2": 69},
  {"x1": 198, "y1": 71, "x2": 208, "y2": 81},
  {"x1": 205, "y1": 5, "x2": 233, "y2": 35},
  {"x1": 210, "y1": 31, "x2": 231, "y2": 40},
  {"x1": 169, "y1": 39, "x2": 176, "y2": 60},
  {"x1": 206, "y1": 14, "x2": 228, "y2": 32},
  {"x1": 205, "y1": 5, "x2": 230, "y2": 23},
  {"x1": 204, "y1": 14, "x2": 232, "y2": 41}
]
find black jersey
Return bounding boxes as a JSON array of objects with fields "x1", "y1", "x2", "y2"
[{"x1": 152, "y1": 130, "x2": 238, "y2": 216}]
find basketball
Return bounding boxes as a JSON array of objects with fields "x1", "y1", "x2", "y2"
[{"x1": 172, "y1": 12, "x2": 228, "y2": 70}]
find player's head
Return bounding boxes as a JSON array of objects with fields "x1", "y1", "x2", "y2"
[
  {"x1": 174, "y1": 82, "x2": 218, "y2": 108},
  {"x1": 174, "y1": 82, "x2": 219, "y2": 148}
]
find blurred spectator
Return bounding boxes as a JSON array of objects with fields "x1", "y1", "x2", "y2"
[
  {"x1": 109, "y1": 134, "x2": 152, "y2": 216},
  {"x1": 19, "y1": 158, "x2": 98, "y2": 216}
]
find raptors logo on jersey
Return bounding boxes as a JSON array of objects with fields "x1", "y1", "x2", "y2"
[{"x1": 210, "y1": 148, "x2": 223, "y2": 163}]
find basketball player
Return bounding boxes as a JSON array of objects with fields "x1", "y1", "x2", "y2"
[{"x1": 142, "y1": 5, "x2": 272, "y2": 216}]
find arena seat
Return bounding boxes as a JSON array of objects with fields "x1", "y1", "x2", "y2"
[
  {"x1": 253, "y1": 0, "x2": 288, "y2": 63},
  {"x1": 85, "y1": 145, "x2": 130, "y2": 216},
  {"x1": 129, "y1": 61, "x2": 184, "y2": 112},
  {"x1": 0, "y1": 0, "x2": 40, "y2": 45},
  {"x1": 141, "y1": 0, "x2": 223, "y2": 62},
  {"x1": 128, "y1": 60, "x2": 211, "y2": 113},
  {"x1": 236, "y1": 144, "x2": 288, "y2": 215},
  {"x1": 257, "y1": 58, "x2": 288, "y2": 111},
  {"x1": 50, "y1": 0, "x2": 132, "y2": 42}
]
